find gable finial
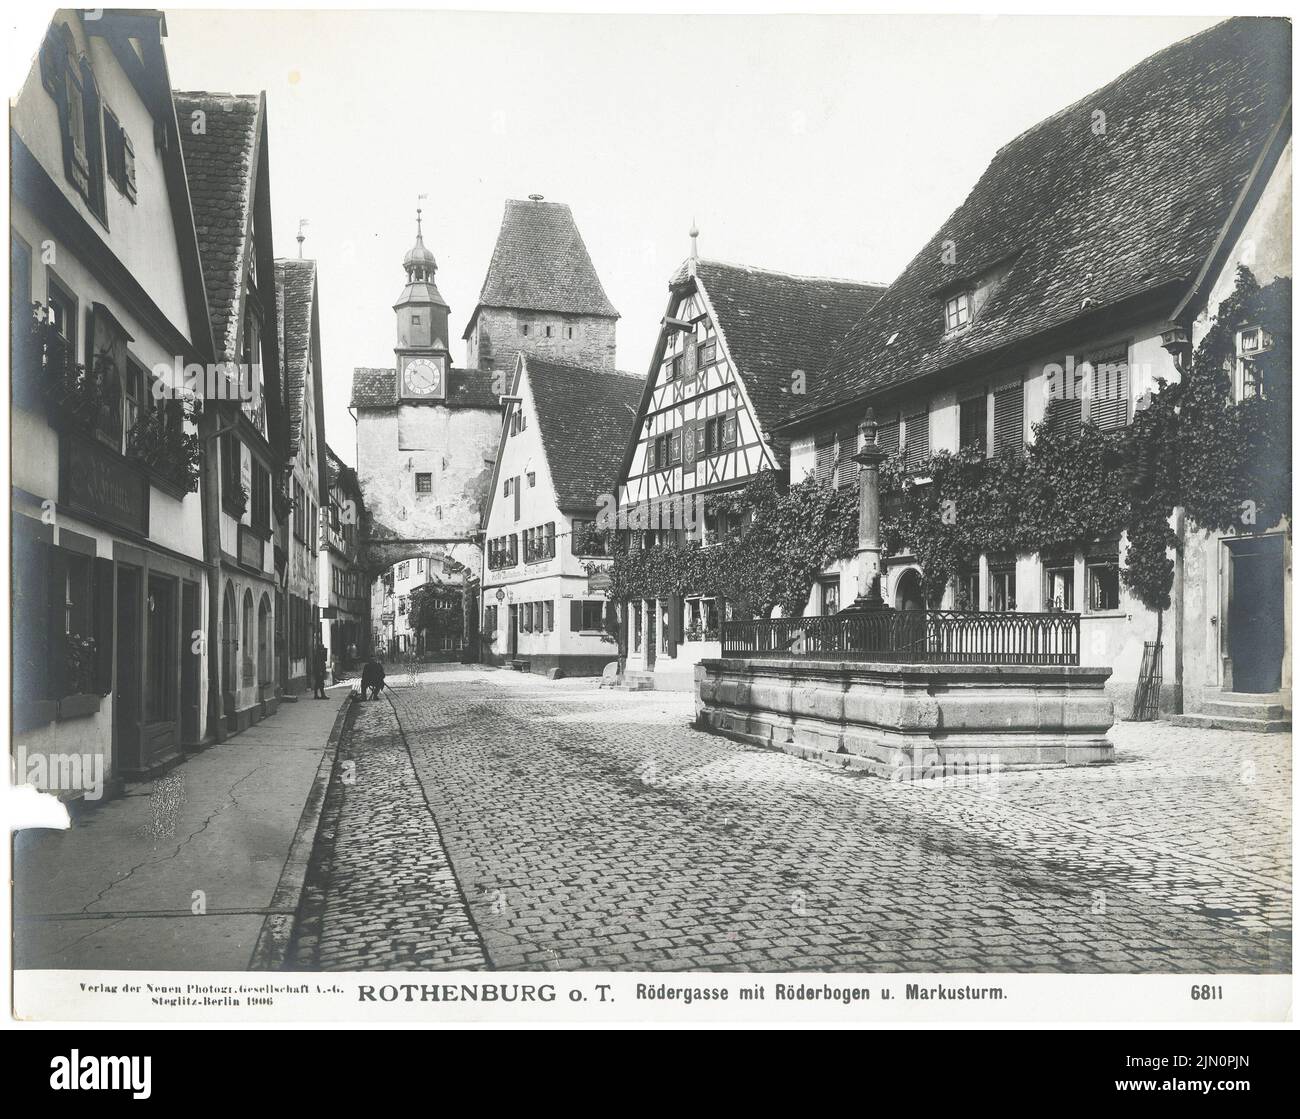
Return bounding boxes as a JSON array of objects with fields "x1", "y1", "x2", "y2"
[{"x1": 688, "y1": 219, "x2": 699, "y2": 277}]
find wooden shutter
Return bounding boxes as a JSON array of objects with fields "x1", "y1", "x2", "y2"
[
  {"x1": 722, "y1": 410, "x2": 737, "y2": 449},
  {"x1": 877, "y1": 414, "x2": 900, "y2": 458},
  {"x1": 815, "y1": 436, "x2": 834, "y2": 487},
  {"x1": 645, "y1": 437, "x2": 656, "y2": 471},
  {"x1": 993, "y1": 383, "x2": 1024, "y2": 456},
  {"x1": 123, "y1": 130, "x2": 137, "y2": 201},
  {"x1": 513, "y1": 477, "x2": 521, "y2": 521},
  {"x1": 545, "y1": 521, "x2": 555, "y2": 557},
  {"x1": 835, "y1": 425, "x2": 858, "y2": 489},
  {"x1": 682, "y1": 420, "x2": 696, "y2": 466},
  {"x1": 570, "y1": 601, "x2": 582, "y2": 631},
  {"x1": 1089, "y1": 348, "x2": 1129, "y2": 430},
  {"x1": 1046, "y1": 363, "x2": 1082, "y2": 437},
  {"x1": 904, "y1": 411, "x2": 929, "y2": 469}
]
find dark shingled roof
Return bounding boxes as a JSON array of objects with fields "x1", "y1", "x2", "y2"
[
  {"x1": 526, "y1": 358, "x2": 644, "y2": 511},
  {"x1": 174, "y1": 92, "x2": 261, "y2": 361},
  {"x1": 465, "y1": 198, "x2": 618, "y2": 334},
  {"x1": 350, "y1": 366, "x2": 500, "y2": 410},
  {"x1": 682, "y1": 259, "x2": 886, "y2": 446},
  {"x1": 276, "y1": 257, "x2": 316, "y2": 456},
  {"x1": 796, "y1": 16, "x2": 1292, "y2": 421}
]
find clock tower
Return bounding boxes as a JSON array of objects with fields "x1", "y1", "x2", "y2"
[{"x1": 394, "y1": 206, "x2": 451, "y2": 402}]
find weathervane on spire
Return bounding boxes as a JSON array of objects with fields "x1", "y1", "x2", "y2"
[
  {"x1": 296, "y1": 218, "x2": 309, "y2": 258},
  {"x1": 688, "y1": 218, "x2": 699, "y2": 277},
  {"x1": 416, "y1": 193, "x2": 428, "y2": 238}
]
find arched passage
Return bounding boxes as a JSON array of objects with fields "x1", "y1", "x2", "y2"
[
  {"x1": 222, "y1": 581, "x2": 238, "y2": 693},
  {"x1": 257, "y1": 594, "x2": 273, "y2": 687},
  {"x1": 894, "y1": 568, "x2": 925, "y2": 612},
  {"x1": 241, "y1": 590, "x2": 255, "y2": 687}
]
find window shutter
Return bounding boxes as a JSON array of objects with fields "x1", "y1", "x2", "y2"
[
  {"x1": 993, "y1": 383, "x2": 1024, "y2": 456},
  {"x1": 513, "y1": 477, "x2": 521, "y2": 521},
  {"x1": 835, "y1": 425, "x2": 858, "y2": 490},
  {"x1": 877, "y1": 414, "x2": 900, "y2": 458},
  {"x1": 1089, "y1": 349, "x2": 1129, "y2": 430},
  {"x1": 123, "y1": 130, "x2": 137, "y2": 201},
  {"x1": 1046, "y1": 364, "x2": 1082, "y2": 437},
  {"x1": 682, "y1": 420, "x2": 696, "y2": 466},
  {"x1": 722, "y1": 411, "x2": 737, "y2": 449},
  {"x1": 904, "y1": 411, "x2": 929, "y2": 469},
  {"x1": 545, "y1": 521, "x2": 555, "y2": 557},
  {"x1": 546, "y1": 601, "x2": 554, "y2": 632},
  {"x1": 508, "y1": 534, "x2": 518, "y2": 565},
  {"x1": 570, "y1": 601, "x2": 582, "y2": 631},
  {"x1": 814, "y1": 436, "x2": 834, "y2": 487},
  {"x1": 646, "y1": 438, "x2": 656, "y2": 471}
]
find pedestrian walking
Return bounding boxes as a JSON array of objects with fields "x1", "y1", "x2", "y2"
[{"x1": 312, "y1": 642, "x2": 329, "y2": 699}]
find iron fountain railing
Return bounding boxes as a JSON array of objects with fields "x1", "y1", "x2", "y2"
[{"x1": 720, "y1": 610, "x2": 1080, "y2": 667}]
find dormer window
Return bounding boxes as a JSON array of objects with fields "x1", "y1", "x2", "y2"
[{"x1": 944, "y1": 291, "x2": 971, "y2": 332}]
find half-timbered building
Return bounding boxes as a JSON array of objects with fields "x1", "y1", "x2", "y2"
[
  {"x1": 614, "y1": 249, "x2": 884, "y2": 688},
  {"x1": 777, "y1": 16, "x2": 1292, "y2": 722}
]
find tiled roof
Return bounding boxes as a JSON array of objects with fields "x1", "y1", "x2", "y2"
[
  {"x1": 526, "y1": 358, "x2": 644, "y2": 511},
  {"x1": 350, "y1": 366, "x2": 500, "y2": 410},
  {"x1": 795, "y1": 16, "x2": 1292, "y2": 422},
  {"x1": 276, "y1": 257, "x2": 316, "y2": 456},
  {"x1": 174, "y1": 92, "x2": 261, "y2": 362},
  {"x1": 466, "y1": 198, "x2": 618, "y2": 332},
  {"x1": 684, "y1": 259, "x2": 886, "y2": 452}
]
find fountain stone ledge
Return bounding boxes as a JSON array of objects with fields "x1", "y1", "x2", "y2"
[{"x1": 695, "y1": 657, "x2": 1115, "y2": 780}]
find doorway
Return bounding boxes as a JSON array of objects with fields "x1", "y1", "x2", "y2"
[
  {"x1": 645, "y1": 600, "x2": 657, "y2": 669},
  {"x1": 507, "y1": 604, "x2": 518, "y2": 657},
  {"x1": 1227, "y1": 535, "x2": 1285, "y2": 694},
  {"x1": 142, "y1": 572, "x2": 179, "y2": 765}
]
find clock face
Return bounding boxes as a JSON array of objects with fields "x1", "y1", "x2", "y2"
[{"x1": 403, "y1": 358, "x2": 442, "y2": 396}]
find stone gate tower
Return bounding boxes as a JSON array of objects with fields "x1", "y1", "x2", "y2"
[{"x1": 463, "y1": 195, "x2": 620, "y2": 373}]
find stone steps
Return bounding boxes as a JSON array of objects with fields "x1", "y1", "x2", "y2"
[
  {"x1": 1169, "y1": 713, "x2": 1291, "y2": 733},
  {"x1": 1170, "y1": 693, "x2": 1291, "y2": 733},
  {"x1": 611, "y1": 671, "x2": 655, "y2": 692}
]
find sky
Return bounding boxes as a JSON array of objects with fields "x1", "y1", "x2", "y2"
[{"x1": 156, "y1": 9, "x2": 1221, "y2": 466}]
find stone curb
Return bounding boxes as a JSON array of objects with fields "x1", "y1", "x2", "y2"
[{"x1": 248, "y1": 692, "x2": 353, "y2": 970}]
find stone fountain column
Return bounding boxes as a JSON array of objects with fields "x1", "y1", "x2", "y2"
[{"x1": 843, "y1": 408, "x2": 889, "y2": 614}]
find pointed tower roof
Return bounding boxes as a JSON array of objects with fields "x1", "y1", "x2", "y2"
[
  {"x1": 463, "y1": 196, "x2": 618, "y2": 338},
  {"x1": 394, "y1": 206, "x2": 449, "y2": 312}
]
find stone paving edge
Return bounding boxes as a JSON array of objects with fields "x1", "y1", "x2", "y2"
[{"x1": 248, "y1": 693, "x2": 354, "y2": 971}]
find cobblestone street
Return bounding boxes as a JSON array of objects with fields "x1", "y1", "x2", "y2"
[{"x1": 287, "y1": 665, "x2": 1292, "y2": 973}]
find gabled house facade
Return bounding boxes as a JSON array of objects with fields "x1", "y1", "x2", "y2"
[
  {"x1": 779, "y1": 16, "x2": 1292, "y2": 718},
  {"x1": 480, "y1": 355, "x2": 643, "y2": 675},
  {"x1": 175, "y1": 89, "x2": 288, "y2": 735},
  {"x1": 11, "y1": 9, "x2": 214, "y2": 792},
  {"x1": 613, "y1": 254, "x2": 884, "y2": 687},
  {"x1": 276, "y1": 257, "x2": 328, "y2": 694},
  {"x1": 319, "y1": 444, "x2": 367, "y2": 671}
]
